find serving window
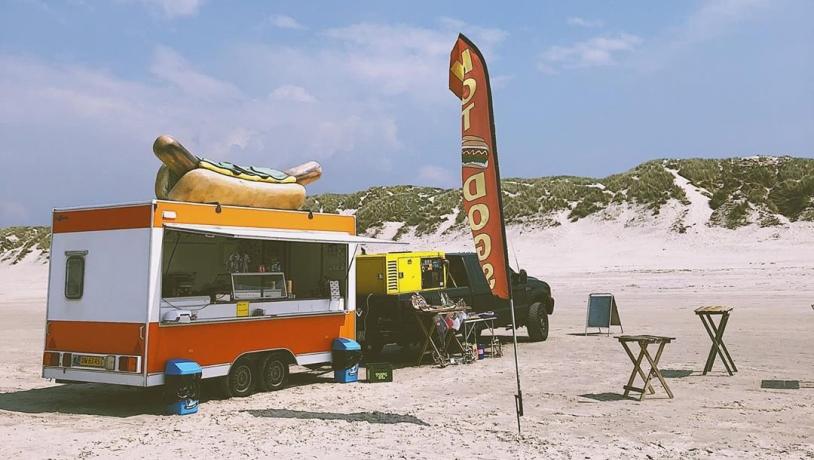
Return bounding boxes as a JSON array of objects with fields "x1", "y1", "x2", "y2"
[{"x1": 160, "y1": 229, "x2": 348, "y2": 305}]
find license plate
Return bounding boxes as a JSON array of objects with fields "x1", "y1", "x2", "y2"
[{"x1": 75, "y1": 355, "x2": 105, "y2": 368}]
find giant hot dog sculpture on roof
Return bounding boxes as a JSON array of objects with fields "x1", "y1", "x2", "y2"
[{"x1": 153, "y1": 135, "x2": 321, "y2": 210}]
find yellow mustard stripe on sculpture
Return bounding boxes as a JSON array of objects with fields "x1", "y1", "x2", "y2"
[{"x1": 198, "y1": 161, "x2": 297, "y2": 184}]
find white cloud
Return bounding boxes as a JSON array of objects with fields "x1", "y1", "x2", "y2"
[
  {"x1": 269, "y1": 14, "x2": 306, "y2": 30},
  {"x1": 0, "y1": 201, "x2": 29, "y2": 224},
  {"x1": 310, "y1": 116, "x2": 400, "y2": 160},
  {"x1": 490, "y1": 74, "x2": 514, "y2": 90},
  {"x1": 317, "y1": 20, "x2": 507, "y2": 98},
  {"x1": 0, "y1": 46, "x2": 405, "y2": 223},
  {"x1": 437, "y1": 17, "x2": 508, "y2": 58},
  {"x1": 567, "y1": 17, "x2": 604, "y2": 28},
  {"x1": 270, "y1": 85, "x2": 316, "y2": 103},
  {"x1": 418, "y1": 165, "x2": 455, "y2": 187},
  {"x1": 0, "y1": 19, "x2": 508, "y2": 224},
  {"x1": 150, "y1": 46, "x2": 240, "y2": 100},
  {"x1": 630, "y1": 0, "x2": 771, "y2": 72},
  {"x1": 540, "y1": 1, "x2": 771, "y2": 75},
  {"x1": 538, "y1": 33, "x2": 642, "y2": 73},
  {"x1": 131, "y1": 0, "x2": 202, "y2": 18},
  {"x1": 678, "y1": 0, "x2": 769, "y2": 45}
]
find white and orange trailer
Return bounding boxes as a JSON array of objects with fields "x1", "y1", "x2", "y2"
[{"x1": 42, "y1": 200, "x2": 390, "y2": 396}]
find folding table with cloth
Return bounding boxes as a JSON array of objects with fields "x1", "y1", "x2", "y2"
[{"x1": 410, "y1": 293, "x2": 471, "y2": 366}]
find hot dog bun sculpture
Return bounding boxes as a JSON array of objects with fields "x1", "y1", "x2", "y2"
[{"x1": 153, "y1": 135, "x2": 321, "y2": 210}]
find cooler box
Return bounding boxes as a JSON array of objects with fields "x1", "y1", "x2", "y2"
[
  {"x1": 165, "y1": 359, "x2": 202, "y2": 415},
  {"x1": 332, "y1": 338, "x2": 362, "y2": 383}
]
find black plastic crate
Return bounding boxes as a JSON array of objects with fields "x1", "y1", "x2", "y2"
[{"x1": 366, "y1": 362, "x2": 393, "y2": 383}]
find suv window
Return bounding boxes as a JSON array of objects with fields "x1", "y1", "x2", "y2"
[
  {"x1": 65, "y1": 254, "x2": 85, "y2": 299},
  {"x1": 446, "y1": 256, "x2": 469, "y2": 287}
]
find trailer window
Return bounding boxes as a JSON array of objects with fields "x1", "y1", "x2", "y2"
[{"x1": 65, "y1": 255, "x2": 85, "y2": 299}]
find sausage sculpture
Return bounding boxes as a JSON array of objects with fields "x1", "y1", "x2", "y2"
[{"x1": 153, "y1": 135, "x2": 321, "y2": 210}]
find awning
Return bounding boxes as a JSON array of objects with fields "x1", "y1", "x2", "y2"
[{"x1": 163, "y1": 223, "x2": 405, "y2": 245}]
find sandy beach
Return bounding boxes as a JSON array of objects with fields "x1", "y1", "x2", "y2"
[
  {"x1": 1, "y1": 215, "x2": 812, "y2": 459},
  {"x1": 2, "y1": 1, "x2": 812, "y2": 457}
]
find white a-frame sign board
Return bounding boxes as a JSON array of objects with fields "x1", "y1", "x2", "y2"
[{"x1": 585, "y1": 293, "x2": 623, "y2": 336}]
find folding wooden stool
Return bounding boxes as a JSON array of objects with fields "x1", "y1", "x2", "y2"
[
  {"x1": 695, "y1": 306, "x2": 736, "y2": 375},
  {"x1": 618, "y1": 335, "x2": 675, "y2": 401}
]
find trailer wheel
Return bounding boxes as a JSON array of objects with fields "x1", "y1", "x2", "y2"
[
  {"x1": 526, "y1": 301, "x2": 549, "y2": 342},
  {"x1": 221, "y1": 358, "x2": 254, "y2": 398},
  {"x1": 258, "y1": 354, "x2": 289, "y2": 391}
]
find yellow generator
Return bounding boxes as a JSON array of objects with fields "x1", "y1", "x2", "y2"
[{"x1": 356, "y1": 251, "x2": 447, "y2": 295}]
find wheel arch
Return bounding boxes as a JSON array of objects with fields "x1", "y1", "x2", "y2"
[
  {"x1": 534, "y1": 294, "x2": 554, "y2": 315},
  {"x1": 232, "y1": 348, "x2": 297, "y2": 368}
]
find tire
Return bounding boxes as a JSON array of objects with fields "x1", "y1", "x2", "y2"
[
  {"x1": 221, "y1": 358, "x2": 255, "y2": 398},
  {"x1": 258, "y1": 354, "x2": 289, "y2": 392},
  {"x1": 526, "y1": 301, "x2": 550, "y2": 342}
]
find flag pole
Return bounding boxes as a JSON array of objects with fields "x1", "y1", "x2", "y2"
[
  {"x1": 506, "y1": 242, "x2": 526, "y2": 434},
  {"x1": 508, "y1": 297, "x2": 524, "y2": 434},
  {"x1": 449, "y1": 33, "x2": 524, "y2": 436}
]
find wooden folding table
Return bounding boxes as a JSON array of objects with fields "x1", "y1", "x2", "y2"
[
  {"x1": 695, "y1": 306, "x2": 736, "y2": 375},
  {"x1": 617, "y1": 335, "x2": 675, "y2": 401}
]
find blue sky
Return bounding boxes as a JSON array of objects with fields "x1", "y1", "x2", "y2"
[{"x1": 1, "y1": 0, "x2": 812, "y2": 226}]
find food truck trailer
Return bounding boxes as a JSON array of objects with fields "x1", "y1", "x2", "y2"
[{"x1": 42, "y1": 200, "x2": 390, "y2": 396}]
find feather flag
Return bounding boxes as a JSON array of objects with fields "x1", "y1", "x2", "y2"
[{"x1": 449, "y1": 34, "x2": 511, "y2": 300}]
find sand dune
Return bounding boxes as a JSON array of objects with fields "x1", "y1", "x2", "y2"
[{"x1": 1, "y1": 171, "x2": 813, "y2": 458}]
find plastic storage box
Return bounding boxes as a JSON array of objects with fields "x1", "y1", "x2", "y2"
[{"x1": 365, "y1": 362, "x2": 393, "y2": 383}]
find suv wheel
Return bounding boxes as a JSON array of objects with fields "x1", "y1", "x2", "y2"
[{"x1": 526, "y1": 301, "x2": 549, "y2": 342}]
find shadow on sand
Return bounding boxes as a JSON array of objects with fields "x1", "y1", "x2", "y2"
[
  {"x1": 0, "y1": 369, "x2": 349, "y2": 417},
  {"x1": 760, "y1": 380, "x2": 800, "y2": 390},
  {"x1": 491, "y1": 335, "x2": 537, "y2": 345},
  {"x1": 359, "y1": 344, "x2": 466, "y2": 369},
  {"x1": 661, "y1": 369, "x2": 695, "y2": 379},
  {"x1": 0, "y1": 383, "x2": 165, "y2": 417},
  {"x1": 578, "y1": 392, "x2": 634, "y2": 402},
  {"x1": 243, "y1": 408, "x2": 430, "y2": 426}
]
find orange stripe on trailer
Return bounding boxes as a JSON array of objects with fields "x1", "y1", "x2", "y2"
[
  {"x1": 154, "y1": 201, "x2": 356, "y2": 234},
  {"x1": 45, "y1": 321, "x2": 145, "y2": 355},
  {"x1": 146, "y1": 312, "x2": 355, "y2": 373},
  {"x1": 53, "y1": 205, "x2": 153, "y2": 233}
]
